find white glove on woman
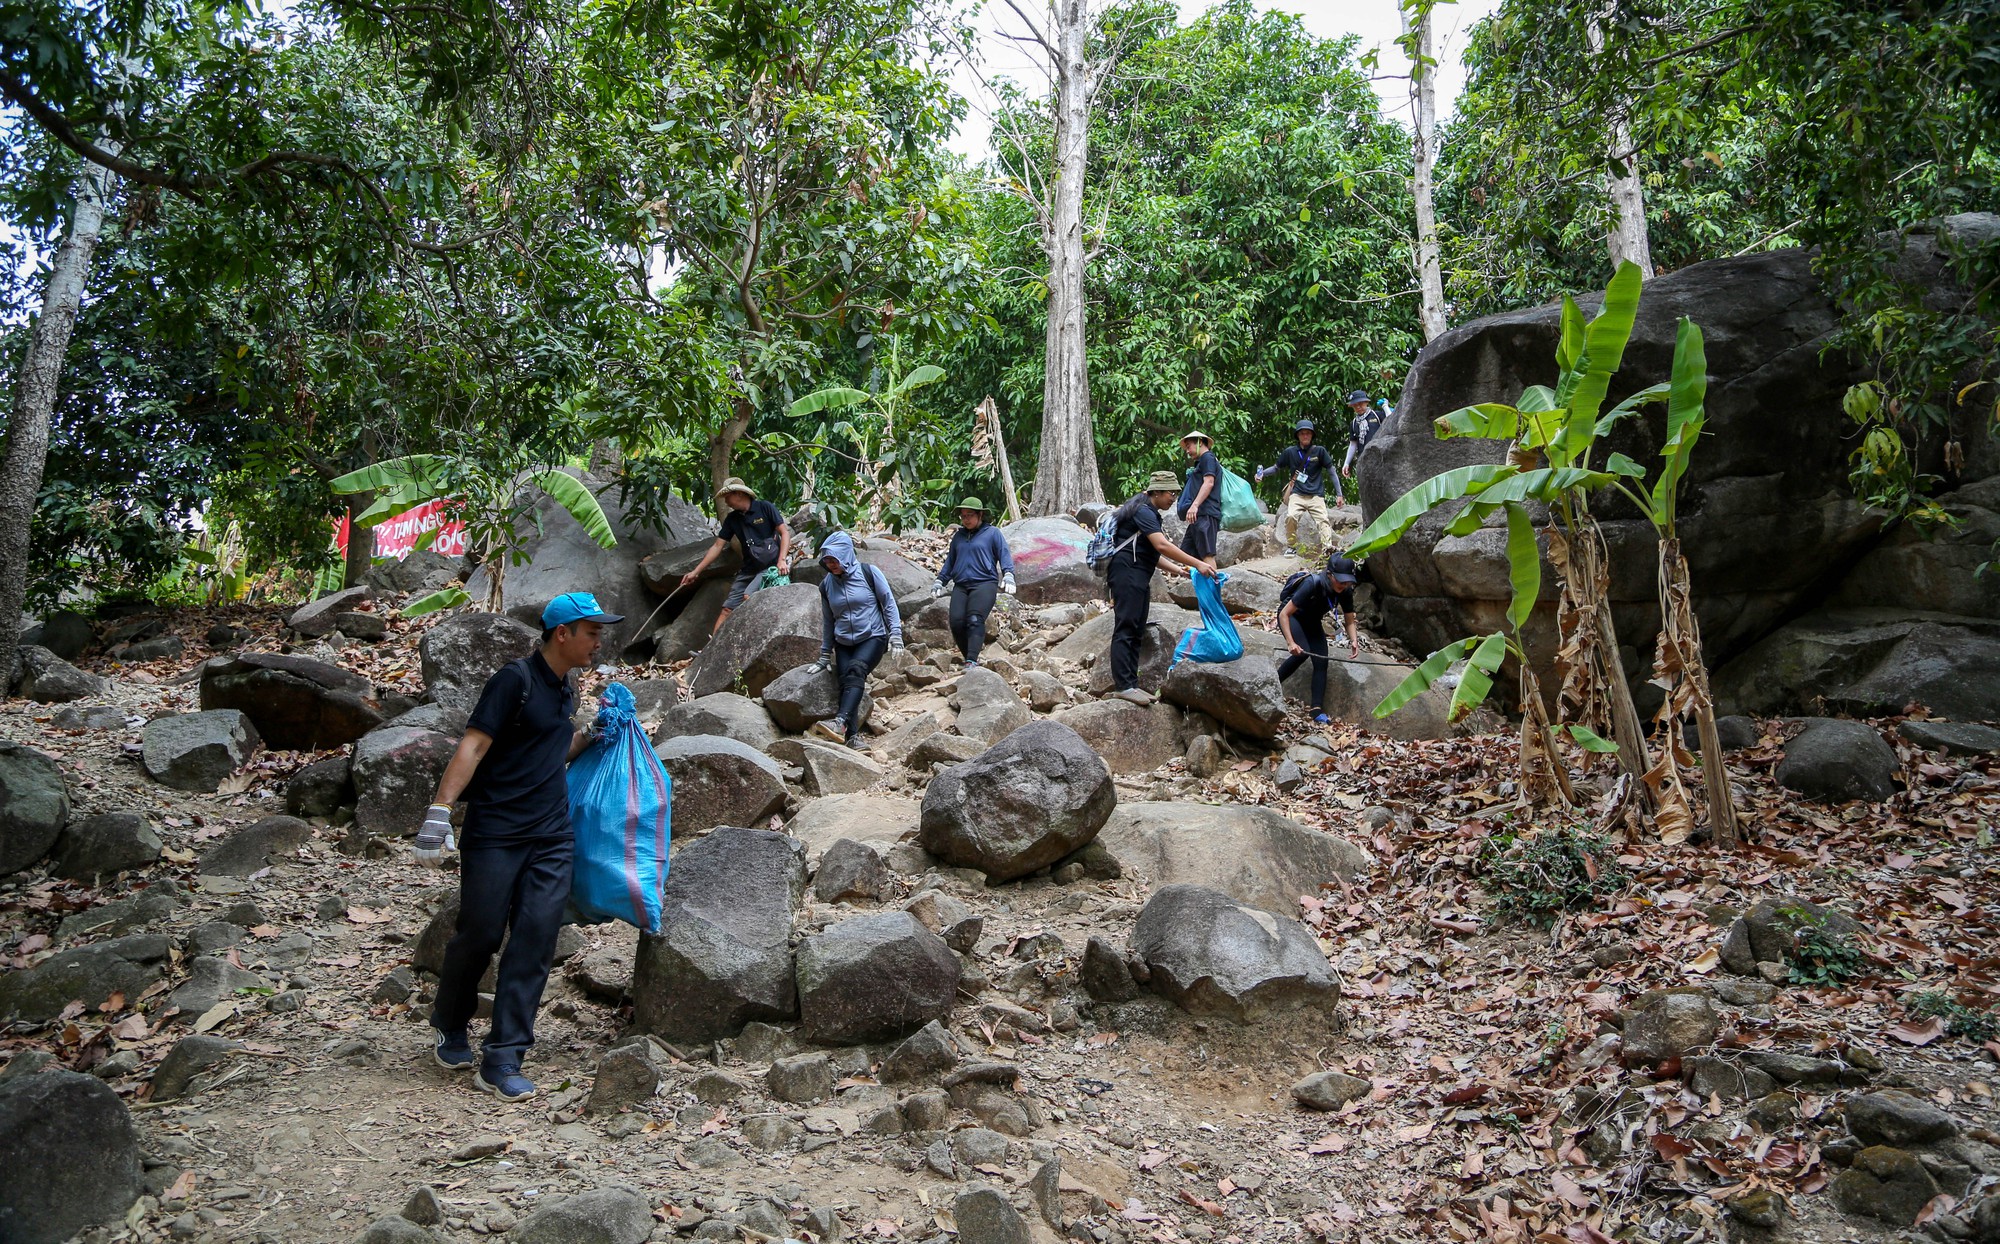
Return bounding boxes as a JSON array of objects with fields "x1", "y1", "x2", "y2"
[
  {"x1": 415, "y1": 804, "x2": 455, "y2": 867},
  {"x1": 1001, "y1": 573, "x2": 1017, "y2": 596},
  {"x1": 932, "y1": 580, "x2": 947, "y2": 599}
]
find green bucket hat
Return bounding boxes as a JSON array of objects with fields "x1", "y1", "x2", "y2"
[
  {"x1": 1145, "y1": 470, "x2": 1181, "y2": 493},
  {"x1": 954, "y1": 497, "x2": 988, "y2": 513}
]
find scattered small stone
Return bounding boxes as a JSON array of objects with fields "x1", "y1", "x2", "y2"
[
  {"x1": 953, "y1": 1185, "x2": 1032, "y2": 1244},
  {"x1": 1831, "y1": 1145, "x2": 1940, "y2": 1226},
  {"x1": 586, "y1": 1044, "x2": 661, "y2": 1116},
  {"x1": 1846, "y1": 1090, "x2": 1960, "y2": 1148},
  {"x1": 150, "y1": 1035, "x2": 241, "y2": 1102},
  {"x1": 400, "y1": 1185, "x2": 445, "y2": 1226},
  {"x1": 1291, "y1": 1069, "x2": 1370, "y2": 1111},
  {"x1": 690, "y1": 1071, "x2": 748, "y2": 1105},
  {"x1": 882, "y1": 1020, "x2": 960, "y2": 1082},
  {"x1": 767, "y1": 1053, "x2": 836, "y2": 1105}
]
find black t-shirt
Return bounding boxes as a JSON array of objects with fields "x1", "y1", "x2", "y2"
[
  {"x1": 1278, "y1": 444, "x2": 1335, "y2": 498},
  {"x1": 718, "y1": 500, "x2": 785, "y2": 570},
  {"x1": 463, "y1": 651, "x2": 575, "y2": 843},
  {"x1": 1285, "y1": 574, "x2": 1354, "y2": 636},
  {"x1": 1113, "y1": 496, "x2": 1165, "y2": 574},
  {"x1": 1185, "y1": 451, "x2": 1223, "y2": 522}
]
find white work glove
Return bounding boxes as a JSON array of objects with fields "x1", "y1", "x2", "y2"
[
  {"x1": 890, "y1": 636, "x2": 905, "y2": 652},
  {"x1": 1001, "y1": 573, "x2": 1017, "y2": 596},
  {"x1": 414, "y1": 804, "x2": 455, "y2": 868},
  {"x1": 932, "y1": 581, "x2": 947, "y2": 599},
  {"x1": 807, "y1": 658, "x2": 831, "y2": 675}
]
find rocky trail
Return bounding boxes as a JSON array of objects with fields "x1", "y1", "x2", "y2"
[{"x1": 6, "y1": 509, "x2": 2000, "y2": 1244}]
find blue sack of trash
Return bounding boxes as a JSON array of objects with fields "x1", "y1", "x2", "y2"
[
  {"x1": 1172, "y1": 569, "x2": 1244, "y2": 665},
  {"x1": 567, "y1": 681, "x2": 671, "y2": 933}
]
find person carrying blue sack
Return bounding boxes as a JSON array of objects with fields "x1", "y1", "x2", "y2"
[
  {"x1": 567, "y1": 681, "x2": 671, "y2": 937},
  {"x1": 805, "y1": 531, "x2": 904, "y2": 747},
  {"x1": 415, "y1": 591, "x2": 620, "y2": 1103},
  {"x1": 930, "y1": 497, "x2": 1016, "y2": 672}
]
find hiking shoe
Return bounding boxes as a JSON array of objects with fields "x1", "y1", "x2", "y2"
[
  {"x1": 811, "y1": 718, "x2": 846, "y2": 744},
  {"x1": 476, "y1": 1064, "x2": 536, "y2": 1102},
  {"x1": 1312, "y1": 713, "x2": 1333, "y2": 726},
  {"x1": 432, "y1": 1028, "x2": 475, "y2": 1071},
  {"x1": 962, "y1": 660, "x2": 980, "y2": 672},
  {"x1": 1283, "y1": 547, "x2": 1298, "y2": 558},
  {"x1": 1111, "y1": 687, "x2": 1155, "y2": 706}
]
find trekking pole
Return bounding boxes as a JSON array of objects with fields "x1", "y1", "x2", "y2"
[{"x1": 633, "y1": 578, "x2": 698, "y2": 639}]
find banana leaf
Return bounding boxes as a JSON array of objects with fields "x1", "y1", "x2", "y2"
[
  {"x1": 1434, "y1": 403, "x2": 1528, "y2": 441},
  {"x1": 1450, "y1": 631, "x2": 1509, "y2": 721},
  {"x1": 530, "y1": 470, "x2": 618, "y2": 549},
  {"x1": 402, "y1": 587, "x2": 471, "y2": 618},
  {"x1": 788, "y1": 387, "x2": 871, "y2": 417},
  {"x1": 1567, "y1": 723, "x2": 1620, "y2": 753},
  {"x1": 888, "y1": 365, "x2": 946, "y2": 397},
  {"x1": 1504, "y1": 502, "x2": 1540, "y2": 632},
  {"x1": 1439, "y1": 466, "x2": 1623, "y2": 535},
  {"x1": 330, "y1": 454, "x2": 447, "y2": 496},
  {"x1": 1559, "y1": 261, "x2": 1645, "y2": 458},
  {"x1": 1556, "y1": 295, "x2": 1586, "y2": 381},
  {"x1": 1652, "y1": 317, "x2": 1709, "y2": 525},
  {"x1": 1373, "y1": 637, "x2": 1473, "y2": 719},
  {"x1": 1346, "y1": 463, "x2": 1519, "y2": 558},
  {"x1": 1593, "y1": 381, "x2": 1671, "y2": 435}
]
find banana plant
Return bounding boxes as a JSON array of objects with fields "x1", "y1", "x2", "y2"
[
  {"x1": 789, "y1": 339, "x2": 950, "y2": 532},
  {"x1": 1349, "y1": 261, "x2": 1656, "y2": 805},
  {"x1": 331, "y1": 455, "x2": 617, "y2": 615}
]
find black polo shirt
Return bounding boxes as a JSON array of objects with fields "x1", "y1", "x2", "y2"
[
  {"x1": 1113, "y1": 496, "x2": 1165, "y2": 574},
  {"x1": 462, "y1": 650, "x2": 575, "y2": 844},
  {"x1": 1187, "y1": 451, "x2": 1222, "y2": 521}
]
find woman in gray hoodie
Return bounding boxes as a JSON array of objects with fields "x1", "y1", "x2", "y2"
[{"x1": 806, "y1": 531, "x2": 904, "y2": 745}]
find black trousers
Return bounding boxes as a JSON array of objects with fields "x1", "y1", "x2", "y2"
[
  {"x1": 950, "y1": 581, "x2": 999, "y2": 662},
  {"x1": 432, "y1": 833, "x2": 574, "y2": 1070},
  {"x1": 1106, "y1": 557, "x2": 1153, "y2": 691},
  {"x1": 834, "y1": 635, "x2": 887, "y2": 734},
  {"x1": 1276, "y1": 623, "x2": 1329, "y2": 710},
  {"x1": 1180, "y1": 515, "x2": 1219, "y2": 559}
]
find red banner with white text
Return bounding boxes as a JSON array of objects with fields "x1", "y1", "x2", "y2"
[{"x1": 334, "y1": 499, "x2": 468, "y2": 562}]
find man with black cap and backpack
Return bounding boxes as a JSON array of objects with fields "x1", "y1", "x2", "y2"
[
  {"x1": 417, "y1": 591, "x2": 622, "y2": 1103},
  {"x1": 1275, "y1": 555, "x2": 1365, "y2": 724},
  {"x1": 1103, "y1": 471, "x2": 1218, "y2": 705},
  {"x1": 1255, "y1": 418, "x2": 1338, "y2": 558},
  {"x1": 1342, "y1": 391, "x2": 1386, "y2": 485}
]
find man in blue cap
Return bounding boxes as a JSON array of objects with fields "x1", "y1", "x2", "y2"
[{"x1": 415, "y1": 591, "x2": 622, "y2": 1102}]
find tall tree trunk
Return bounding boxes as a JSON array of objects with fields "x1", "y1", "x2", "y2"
[
  {"x1": 341, "y1": 497, "x2": 375, "y2": 588},
  {"x1": 1403, "y1": 2, "x2": 1449, "y2": 342},
  {"x1": 0, "y1": 150, "x2": 118, "y2": 690},
  {"x1": 1587, "y1": 12, "x2": 1654, "y2": 276},
  {"x1": 709, "y1": 393, "x2": 755, "y2": 499},
  {"x1": 1027, "y1": 0, "x2": 1105, "y2": 518}
]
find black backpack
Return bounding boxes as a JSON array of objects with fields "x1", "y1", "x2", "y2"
[{"x1": 1279, "y1": 570, "x2": 1322, "y2": 610}]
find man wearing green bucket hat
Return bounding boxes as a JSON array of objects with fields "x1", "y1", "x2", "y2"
[{"x1": 930, "y1": 497, "x2": 1016, "y2": 671}]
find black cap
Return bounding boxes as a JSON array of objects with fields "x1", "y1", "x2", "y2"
[
  {"x1": 1345, "y1": 390, "x2": 1371, "y2": 405},
  {"x1": 1326, "y1": 555, "x2": 1359, "y2": 584},
  {"x1": 1295, "y1": 418, "x2": 1316, "y2": 434}
]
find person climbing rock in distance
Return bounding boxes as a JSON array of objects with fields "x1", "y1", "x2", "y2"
[
  {"x1": 679, "y1": 477, "x2": 792, "y2": 638},
  {"x1": 804, "y1": 531, "x2": 904, "y2": 747},
  {"x1": 930, "y1": 498, "x2": 1016, "y2": 672},
  {"x1": 1254, "y1": 418, "x2": 1338, "y2": 557},
  {"x1": 1106, "y1": 471, "x2": 1218, "y2": 705},
  {"x1": 1342, "y1": 391, "x2": 1387, "y2": 485},
  {"x1": 1275, "y1": 555, "x2": 1365, "y2": 725},
  {"x1": 1176, "y1": 430, "x2": 1223, "y2": 565},
  {"x1": 416, "y1": 591, "x2": 620, "y2": 1103}
]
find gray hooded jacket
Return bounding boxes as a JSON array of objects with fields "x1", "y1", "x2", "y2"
[{"x1": 817, "y1": 531, "x2": 903, "y2": 655}]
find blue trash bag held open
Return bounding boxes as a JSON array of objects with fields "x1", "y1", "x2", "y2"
[
  {"x1": 1173, "y1": 570, "x2": 1244, "y2": 665},
  {"x1": 567, "y1": 682, "x2": 671, "y2": 934}
]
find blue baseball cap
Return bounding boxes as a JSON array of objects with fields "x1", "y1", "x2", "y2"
[{"x1": 541, "y1": 592, "x2": 624, "y2": 629}]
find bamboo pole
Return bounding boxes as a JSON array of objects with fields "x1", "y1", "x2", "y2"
[{"x1": 980, "y1": 397, "x2": 1025, "y2": 522}]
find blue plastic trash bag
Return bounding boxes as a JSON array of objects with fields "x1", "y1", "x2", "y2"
[
  {"x1": 567, "y1": 682, "x2": 671, "y2": 933},
  {"x1": 1218, "y1": 467, "x2": 1263, "y2": 532},
  {"x1": 1172, "y1": 569, "x2": 1244, "y2": 665}
]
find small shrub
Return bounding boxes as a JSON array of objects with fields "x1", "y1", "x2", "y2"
[
  {"x1": 1480, "y1": 826, "x2": 1627, "y2": 927},
  {"x1": 1785, "y1": 909, "x2": 1866, "y2": 986},
  {"x1": 1910, "y1": 990, "x2": 2000, "y2": 1042}
]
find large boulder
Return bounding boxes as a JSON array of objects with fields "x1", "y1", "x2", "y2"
[
  {"x1": 630, "y1": 827, "x2": 806, "y2": 1043},
  {"x1": 761, "y1": 664, "x2": 872, "y2": 734},
  {"x1": 140, "y1": 710, "x2": 261, "y2": 792},
  {"x1": 768, "y1": 737, "x2": 886, "y2": 796},
  {"x1": 287, "y1": 585, "x2": 372, "y2": 638},
  {"x1": 0, "y1": 934, "x2": 172, "y2": 1025},
  {"x1": 1167, "y1": 570, "x2": 1282, "y2": 617},
  {"x1": 1289, "y1": 655, "x2": 1455, "y2": 741},
  {"x1": 1001, "y1": 516, "x2": 1100, "y2": 605},
  {"x1": 1361, "y1": 218, "x2": 2000, "y2": 708},
  {"x1": 649, "y1": 578, "x2": 730, "y2": 663},
  {"x1": 1050, "y1": 700, "x2": 1184, "y2": 774},
  {"x1": 1839, "y1": 477, "x2": 2000, "y2": 618},
  {"x1": 652, "y1": 692, "x2": 779, "y2": 752},
  {"x1": 463, "y1": 468, "x2": 714, "y2": 656},
  {"x1": 795, "y1": 911, "x2": 960, "y2": 1044},
  {"x1": 363, "y1": 547, "x2": 466, "y2": 597},
  {"x1": 952, "y1": 667, "x2": 1031, "y2": 745},
  {"x1": 790, "y1": 546, "x2": 934, "y2": 601},
  {"x1": 0, "y1": 740, "x2": 69, "y2": 876},
  {"x1": 199, "y1": 652, "x2": 385, "y2": 751},
  {"x1": 685, "y1": 583, "x2": 824, "y2": 698},
  {"x1": 28, "y1": 610, "x2": 93, "y2": 661},
  {"x1": 783, "y1": 794, "x2": 917, "y2": 866},
  {"x1": 1774, "y1": 719, "x2": 1900, "y2": 803},
  {"x1": 285, "y1": 754, "x2": 355, "y2": 817},
  {"x1": 509, "y1": 1188, "x2": 654, "y2": 1244},
  {"x1": 12, "y1": 645, "x2": 107, "y2": 703},
  {"x1": 1131, "y1": 884, "x2": 1338, "y2": 1021},
  {"x1": 1096, "y1": 803, "x2": 1371, "y2": 915},
  {"x1": 0, "y1": 1071, "x2": 143, "y2": 1244},
  {"x1": 652, "y1": 736, "x2": 789, "y2": 834},
  {"x1": 197, "y1": 815, "x2": 314, "y2": 878},
  {"x1": 1715, "y1": 608, "x2": 2000, "y2": 722},
  {"x1": 49, "y1": 812, "x2": 161, "y2": 883},
  {"x1": 639, "y1": 537, "x2": 741, "y2": 596},
  {"x1": 351, "y1": 726, "x2": 458, "y2": 836},
  {"x1": 418, "y1": 611, "x2": 539, "y2": 715},
  {"x1": 919, "y1": 720, "x2": 1115, "y2": 882},
  {"x1": 1161, "y1": 656, "x2": 1287, "y2": 739}
]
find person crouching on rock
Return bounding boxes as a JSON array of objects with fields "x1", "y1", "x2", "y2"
[
  {"x1": 931, "y1": 497, "x2": 1016, "y2": 672},
  {"x1": 1275, "y1": 556, "x2": 1364, "y2": 725},
  {"x1": 1106, "y1": 471, "x2": 1218, "y2": 706},
  {"x1": 805, "y1": 531, "x2": 904, "y2": 747},
  {"x1": 680, "y1": 476, "x2": 793, "y2": 639},
  {"x1": 414, "y1": 591, "x2": 620, "y2": 1102}
]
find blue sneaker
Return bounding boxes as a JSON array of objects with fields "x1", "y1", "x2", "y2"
[
  {"x1": 1312, "y1": 713, "x2": 1332, "y2": 726},
  {"x1": 476, "y1": 1064, "x2": 536, "y2": 1102},
  {"x1": 432, "y1": 1028, "x2": 475, "y2": 1071}
]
